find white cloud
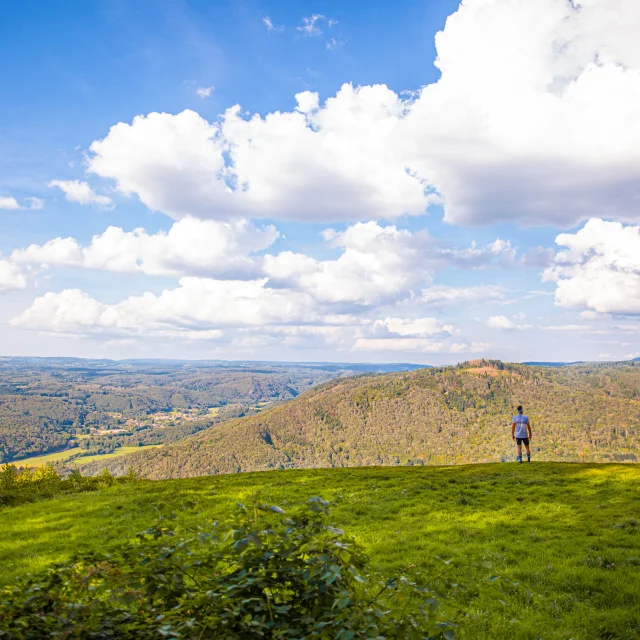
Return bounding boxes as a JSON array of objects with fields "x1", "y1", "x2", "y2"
[
  {"x1": 376, "y1": 317, "x2": 454, "y2": 337},
  {"x1": 580, "y1": 310, "x2": 602, "y2": 320},
  {"x1": 0, "y1": 259, "x2": 28, "y2": 293},
  {"x1": 487, "y1": 315, "x2": 516, "y2": 330},
  {"x1": 262, "y1": 16, "x2": 283, "y2": 32},
  {"x1": 544, "y1": 218, "x2": 640, "y2": 314},
  {"x1": 9, "y1": 216, "x2": 522, "y2": 315},
  {"x1": 10, "y1": 278, "x2": 356, "y2": 338},
  {"x1": 297, "y1": 14, "x2": 335, "y2": 36},
  {"x1": 0, "y1": 197, "x2": 20, "y2": 210},
  {"x1": 352, "y1": 337, "x2": 488, "y2": 354},
  {"x1": 10, "y1": 271, "x2": 375, "y2": 340},
  {"x1": 264, "y1": 222, "x2": 434, "y2": 306},
  {"x1": 12, "y1": 217, "x2": 279, "y2": 278},
  {"x1": 420, "y1": 284, "x2": 505, "y2": 307},
  {"x1": 24, "y1": 197, "x2": 44, "y2": 210},
  {"x1": 351, "y1": 314, "x2": 479, "y2": 354},
  {"x1": 486, "y1": 315, "x2": 531, "y2": 330},
  {"x1": 86, "y1": 87, "x2": 431, "y2": 222},
  {"x1": 196, "y1": 86, "x2": 215, "y2": 99},
  {"x1": 0, "y1": 196, "x2": 44, "y2": 210},
  {"x1": 399, "y1": 0, "x2": 640, "y2": 227},
  {"x1": 78, "y1": 0, "x2": 640, "y2": 228},
  {"x1": 48, "y1": 180, "x2": 113, "y2": 208}
]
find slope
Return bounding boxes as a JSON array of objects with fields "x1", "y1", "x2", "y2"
[
  {"x1": 84, "y1": 360, "x2": 640, "y2": 479},
  {"x1": 1, "y1": 464, "x2": 639, "y2": 639}
]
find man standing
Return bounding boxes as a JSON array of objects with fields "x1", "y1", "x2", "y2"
[{"x1": 512, "y1": 405, "x2": 532, "y2": 463}]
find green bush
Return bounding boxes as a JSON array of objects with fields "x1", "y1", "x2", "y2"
[
  {"x1": 0, "y1": 464, "x2": 137, "y2": 509},
  {"x1": 0, "y1": 498, "x2": 456, "y2": 639}
]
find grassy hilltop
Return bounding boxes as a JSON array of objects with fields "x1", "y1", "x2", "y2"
[
  {"x1": 2, "y1": 463, "x2": 640, "y2": 638},
  {"x1": 84, "y1": 360, "x2": 640, "y2": 479}
]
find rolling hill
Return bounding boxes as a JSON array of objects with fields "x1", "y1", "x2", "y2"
[
  {"x1": 83, "y1": 360, "x2": 640, "y2": 479},
  {"x1": 1, "y1": 357, "x2": 423, "y2": 464}
]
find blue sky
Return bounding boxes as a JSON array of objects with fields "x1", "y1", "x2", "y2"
[{"x1": 1, "y1": 0, "x2": 639, "y2": 364}]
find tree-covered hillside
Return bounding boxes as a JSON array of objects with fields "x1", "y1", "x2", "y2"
[
  {"x1": 2, "y1": 358, "x2": 400, "y2": 463},
  {"x1": 85, "y1": 360, "x2": 640, "y2": 479}
]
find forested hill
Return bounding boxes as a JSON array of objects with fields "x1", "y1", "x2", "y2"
[
  {"x1": 82, "y1": 360, "x2": 640, "y2": 479},
  {"x1": 1, "y1": 358, "x2": 422, "y2": 463}
]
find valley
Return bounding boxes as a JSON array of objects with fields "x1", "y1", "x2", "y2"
[
  {"x1": 83, "y1": 359, "x2": 640, "y2": 479},
  {"x1": 2, "y1": 357, "x2": 640, "y2": 638},
  {"x1": 0, "y1": 357, "x2": 417, "y2": 464}
]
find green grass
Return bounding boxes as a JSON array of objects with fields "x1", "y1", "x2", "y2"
[
  {"x1": 72, "y1": 444, "x2": 163, "y2": 464},
  {"x1": 17, "y1": 444, "x2": 163, "y2": 468},
  {"x1": 1, "y1": 463, "x2": 639, "y2": 639},
  {"x1": 15, "y1": 448, "x2": 81, "y2": 467}
]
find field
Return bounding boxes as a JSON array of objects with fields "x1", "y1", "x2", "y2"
[
  {"x1": 1, "y1": 463, "x2": 639, "y2": 639},
  {"x1": 17, "y1": 444, "x2": 163, "y2": 468}
]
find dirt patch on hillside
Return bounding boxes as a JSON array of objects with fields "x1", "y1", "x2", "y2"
[{"x1": 463, "y1": 366, "x2": 502, "y2": 376}]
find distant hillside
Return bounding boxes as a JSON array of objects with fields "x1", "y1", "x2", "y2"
[
  {"x1": 1, "y1": 357, "x2": 427, "y2": 463},
  {"x1": 85, "y1": 360, "x2": 640, "y2": 479}
]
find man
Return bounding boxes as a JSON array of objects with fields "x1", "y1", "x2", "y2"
[{"x1": 511, "y1": 405, "x2": 532, "y2": 463}]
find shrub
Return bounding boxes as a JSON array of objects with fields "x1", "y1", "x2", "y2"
[
  {"x1": 0, "y1": 498, "x2": 456, "y2": 639},
  {"x1": 0, "y1": 464, "x2": 137, "y2": 509}
]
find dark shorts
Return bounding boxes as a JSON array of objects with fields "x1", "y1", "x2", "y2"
[{"x1": 516, "y1": 437, "x2": 530, "y2": 446}]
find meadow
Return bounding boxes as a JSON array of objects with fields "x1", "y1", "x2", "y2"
[
  {"x1": 1, "y1": 462, "x2": 639, "y2": 639},
  {"x1": 17, "y1": 444, "x2": 163, "y2": 468}
]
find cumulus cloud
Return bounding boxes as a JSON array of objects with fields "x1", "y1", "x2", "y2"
[
  {"x1": 12, "y1": 217, "x2": 279, "y2": 278},
  {"x1": 77, "y1": 0, "x2": 640, "y2": 228},
  {"x1": 544, "y1": 218, "x2": 640, "y2": 314},
  {"x1": 350, "y1": 314, "x2": 483, "y2": 354},
  {"x1": 10, "y1": 278, "x2": 355, "y2": 338},
  {"x1": 0, "y1": 259, "x2": 28, "y2": 293},
  {"x1": 400, "y1": 0, "x2": 640, "y2": 226},
  {"x1": 263, "y1": 224, "x2": 517, "y2": 308},
  {"x1": 48, "y1": 180, "x2": 113, "y2": 208},
  {"x1": 86, "y1": 87, "x2": 431, "y2": 222},
  {"x1": 264, "y1": 222, "x2": 436, "y2": 306},
  {"x1": 0, "y1": 196, "x2": 44, "y2": 210}
]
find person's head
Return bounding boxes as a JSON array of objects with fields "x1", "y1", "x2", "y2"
[{"x1": 517, "y1": 405, "x2": 523, "y2": 413}]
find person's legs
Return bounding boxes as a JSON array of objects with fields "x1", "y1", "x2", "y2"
[
  {"x1": 516, "y1": 441, "x2": 523, "y2": 462},
  {"x1": 525, "y1": 443, "x2": 531, "y2": 462}
]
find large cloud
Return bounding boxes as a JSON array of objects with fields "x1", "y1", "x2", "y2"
[
  {"x1": 87, "y1": 86, "x2": 429, "y2": 222},
  {"x1": 544, "y1": 218, "x2": 640, "y2": 314},
  {"x1": 12, "y1": 217, "x2": 279, "y2": 278},
  {"x1": 10, "y1": 279, "x2": 354, "y2": 338},
  {"x1": 11, "y1": 219, "x2": 514, "y2": 302},
  {"x1": 263, "y1": 222, "x2": 436, "y2": 306},
  {"x1": 401, "y1": 0, "x2": 640, "y2": 226},
  {"x1": 83, "y1": 0, "x2": 640, "y2": 227}
]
